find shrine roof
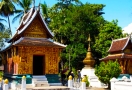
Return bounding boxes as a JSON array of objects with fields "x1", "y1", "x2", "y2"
[
  {"x1": 8, "y1": 7, "x2": 53, "y2": 42},
  {"x1": 108, "y1": 37, "x2": 130, "y2": 53},
  {"x1": 13, "y1": 37, "x2": 66, "y2": 48},
  {"x1": 100, "y1": 53, "x2": 132, "y2": 61}
]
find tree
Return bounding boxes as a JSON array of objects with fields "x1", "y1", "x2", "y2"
[
  {"x1": 0, "y1": 26, "x2": 11, "y2": 48},
  {"x1": 95, "y1": 60, "x2": 121, "y2": 88},
  {"x1": 0, "y1": 0, "x2": 17, "y2": 36},
  {"x1": 0, "y1": 18, "x2": 6, "y2": 32},
  {"x1": 48, "y1": 2, "x2": 105, "y2": 69},
  {"x1": 93, "y1": 20, "x2": 123, "y2": 58},
  {"x1": 12, "y1": 0, "x2": 32, "y2": 23},
  {"x1": 40, "y1": 2, "x2": 50, "y2": 24}
]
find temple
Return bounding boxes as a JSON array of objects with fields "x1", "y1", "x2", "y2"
[
  {"x1": 101, "y1": 36, "x2": 132, "y2": 74},
  {"x1": 0, "y1": 7, "x2": 66, "y2": 84}
]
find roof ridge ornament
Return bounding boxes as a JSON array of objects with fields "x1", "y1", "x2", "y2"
[{"x1": 37, "y1": 3, "x2": 40, "y2": 12}]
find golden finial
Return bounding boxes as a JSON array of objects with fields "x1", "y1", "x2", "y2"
[
  {"x1": 68, "y1": 75, "x2": 72, "y2": 80},
  {"x1": 22, "y1": 76, "x2": 26, "y2": 79},
  {"x1": 88, "y1": 34, "x2": 91, "y2": 42},
  {"x1": 82, "y1": 77, "x2": 86, "y2": 82},
  {"x1": 4, "y1": 79, "x2": 8, "y2": 84}
]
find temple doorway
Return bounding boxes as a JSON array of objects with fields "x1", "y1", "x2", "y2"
[{"x1": 33, "y1": 55, "x2": 45, "y2": 75}]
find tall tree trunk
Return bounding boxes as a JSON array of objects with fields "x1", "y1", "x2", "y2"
[{"x1": 7, "y1": 15, "x2": 12, "y2": 37}]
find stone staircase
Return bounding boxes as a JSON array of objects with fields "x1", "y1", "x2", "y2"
[{"x1": 32, "y1": 75, "x2": 49, "y2": 87}]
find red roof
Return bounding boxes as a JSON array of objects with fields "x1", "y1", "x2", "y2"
[
  {"x1": 108, "y1": 37, "x2": 130, "y2": 53},
  {"x1": 101, "y1": 53, "x2": 132, "y2": 61},
  {"x1": 13, "y1": 37, "x2": 66, "y2": 48}
]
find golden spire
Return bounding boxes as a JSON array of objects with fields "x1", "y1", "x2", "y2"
[
  {"x1": 88, "y1": 34, "x2": 91, "y2": 52},
  {"x1": 83, "y1": 34, "x2": 95, "y2": 68},
  {"x1": 88, "y1": 34, "x2": 91, "y2": 42}
]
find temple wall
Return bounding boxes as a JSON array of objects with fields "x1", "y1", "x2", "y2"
[
  {"x1": 3, "y1": 46, "x2": 62, "y2": 75},
  {"x1": 17, "y1": 46, "x2": 61, "y2": 74}
]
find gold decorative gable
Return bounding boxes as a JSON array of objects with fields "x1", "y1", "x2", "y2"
[
  {"x1": 24, "y1": 17, "x2": 47, "y2": 38},
  {"x1": 124, "y1": 48, "x2": 131, "y2": 53}
]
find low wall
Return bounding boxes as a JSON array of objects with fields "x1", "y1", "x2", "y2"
[
  {"x1": 113, "y1": 82, "x2": 132, "y2": 90},
  {"x1": 111, "y1": 75, "x2": 132, "y2": 90}
]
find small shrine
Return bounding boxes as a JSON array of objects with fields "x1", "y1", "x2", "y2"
[
  {"x1": 101, "y1": 36, "x2": 132, "y2": 74},
  {"x1": 82, "y1": 34, "x2": 95, "y2": 68},
  {"x1": 81, "y1": 34, "x2": 101, "y2": 87},
  {"x1": 0, "y1": 7, "x2": 66, "y2": 83}
]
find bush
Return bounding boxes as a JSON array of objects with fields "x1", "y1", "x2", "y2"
[
  {"x1": 83, "y1": 75, "x2": 89, "y2": 87},
  {"x1": 0, "y1": 71, "x2": 3, "y2": 78},
  {"x1": 95, "y1": 60, "x2": 121, "y2": 84}
]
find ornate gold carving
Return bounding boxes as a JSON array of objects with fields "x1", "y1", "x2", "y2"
[
  {"x1": 124, "y1": 49, "x2": 131, "y2": 53},
  {"x1": 24, "y1": 17, "x2": 47, "y2": 38},
  {"x1": 16, "y1": 46, "x2": 62, "y2": 74}
]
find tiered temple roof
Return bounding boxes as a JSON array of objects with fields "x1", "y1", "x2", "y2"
[
  {"x1": 1, "y1": 6, "x2": 66, "y2": 52},
  {"x1": 101, "y1": 36, "x2": 132, "y2": 60},
  {"x1": 108, "y1": 37, "x2": 130, "y2": 52}
]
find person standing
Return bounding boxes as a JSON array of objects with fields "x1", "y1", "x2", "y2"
[
  {"x1": 61, "y1": 70, "x2": 66, "y2": 86},
  {"x1": 77, "y1": 70, "x2": 81, "y2": 82}
]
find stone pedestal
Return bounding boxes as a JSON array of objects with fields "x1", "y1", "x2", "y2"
[
  {"x1": 3, "y1": 84, "x2": 8, "y2": 90},
  {"x1": 68, "y1": 80, "x2": 72, "y2": 88},
  {"x1": 81, "y1": 66, "x2": 102, "y2": 87},
  {"x1": 81, "y1": 67, "x2": 95, "y2": 78}
]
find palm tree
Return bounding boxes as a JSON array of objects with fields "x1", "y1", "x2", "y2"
[
  {"x1": 0, "y1": 18, "x2": 6, "y2": 32},
  {"x1": 0, "y1": 0, "x2": 17, "y2": 36},
  {"x1": 12, "y1": 0, "x2": 33, "y2": 23},
  {"x1": 40, "y1": 2, "x2": 50, "y2": 24}
]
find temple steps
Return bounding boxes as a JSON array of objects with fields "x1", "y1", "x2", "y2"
[{"x1": 32, "y1": 75, "x2": 49, "y2": 87}]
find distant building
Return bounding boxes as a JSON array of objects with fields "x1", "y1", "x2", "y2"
[{"x1": 101, "y1": 36, "x2": 132, "y2": 74}]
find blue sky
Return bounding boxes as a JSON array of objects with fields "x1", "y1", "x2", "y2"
[{"x1": 10, "y1": 0, "x2": 132, "y2": 35}]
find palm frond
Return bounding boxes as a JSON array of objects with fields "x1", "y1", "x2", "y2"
[
  {"x1": 0, "y1": 23, "x2": 5, "y2": 32},
  {"x1": 12, "y1": 12, "x2": 23, "y2": 23},
  {"x1": 0, "y1": 18, "x2": 7, "y2": 22}
]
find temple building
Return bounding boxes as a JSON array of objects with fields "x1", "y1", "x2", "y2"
[
  {"x1": 101, "y1": 36, "x2": 132, "y2": 74},
  {"x1": 0, "y1": 7, "x2": 66, "y2": 83}
]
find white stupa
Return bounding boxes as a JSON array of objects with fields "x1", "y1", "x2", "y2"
[{"x1": 81, "y1": 34, "x2": 101, "y2": 87}]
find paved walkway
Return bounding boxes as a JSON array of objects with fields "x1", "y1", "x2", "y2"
[
  {"x1": 9, "y1": 86, "x2": 110, "y2": 90},
  {"x1": 87, "y1": 87, "x2": 109, "y2": 90}
]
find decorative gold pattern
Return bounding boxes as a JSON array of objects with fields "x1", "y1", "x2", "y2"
[
  {"x1": 124, "y1": 49, "x2": 131, "y2": 53},
  {"x1": 24, "y1": 17, "x2": 47, "y2": 38},
  {"x1": 1, "y1": 15, "x2": 64, "y2": 75},
  {"x1": 15, "y1": 46, "x2": 62, "y2": 74}
]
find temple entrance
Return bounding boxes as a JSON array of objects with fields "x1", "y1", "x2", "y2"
[{"x1": 33, "y1": 55, "x2": 44, "y2": 75}]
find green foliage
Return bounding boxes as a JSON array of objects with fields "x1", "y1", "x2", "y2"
[
  {"x1": 0, "y1": 71, "x2": 3, "y2": 77},
  {"x1": 12, "y1": 0, "x2": 32, "y2": 23},
  {"x1": 83, "y1": 75, "x2": 89, "y2": 87},
  {"x1": 95, "y1": 60, "x2": 121, "y2": 84},
  {"x1": 94, "y1": 20, "x2": 123, "y2": 58},
  {"x1": 48, "y1": 2, "x2": 105, "y2": 69},
  {"x1": 0, "y1": 26, "x2": 11, "y2": 48}
]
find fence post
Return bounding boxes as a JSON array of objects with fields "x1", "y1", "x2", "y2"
[
  {"x1": 110, "y1": 77, "x2": 117, "y2": 90},
  {"x1": 21, "y1": 76, "x2": 26, "y2": 90},
  {"x1": 3, "y1": 79, "x2": 8, "y2": 90},
  {"x1": 68, "y1": 75, "x2": 73, "y2": 88},
  {"x1": 81, "y1": 77, "x2": 86, "y2": 90}
]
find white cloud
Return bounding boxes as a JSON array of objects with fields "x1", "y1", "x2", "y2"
[{"x1": 123, "y1": 23, "x2": 132, "y2": 34}]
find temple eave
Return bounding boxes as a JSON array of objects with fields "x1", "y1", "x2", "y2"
[{"x1": 101, "y1": 54, "x2": 132, "y2": 61}]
